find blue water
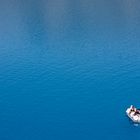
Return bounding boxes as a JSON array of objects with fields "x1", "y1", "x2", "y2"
[{"x1": 0, "y1": 0, "x2": 140, "y2": 139}]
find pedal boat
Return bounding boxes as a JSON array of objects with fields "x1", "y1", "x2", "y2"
[{"x1": 126, "y1": 105, "x2": 140, "y2": 123}]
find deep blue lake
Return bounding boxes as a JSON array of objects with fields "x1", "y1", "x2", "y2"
[{"x1": 0, "y1": 0, "x2": 140, "y2": 139}]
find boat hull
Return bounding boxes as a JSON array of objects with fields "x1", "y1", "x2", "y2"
[{"x1": 126, "y1": 108, "x2": 140, "y2": 123}]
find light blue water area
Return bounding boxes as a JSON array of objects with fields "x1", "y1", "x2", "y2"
[{"x1": 0, "y1": 0, "x2": 140, "y2": 139}]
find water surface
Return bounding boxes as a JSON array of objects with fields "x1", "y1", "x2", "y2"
[{"x1": 0, "y1": 0, "x2": 140, "y2": 139}]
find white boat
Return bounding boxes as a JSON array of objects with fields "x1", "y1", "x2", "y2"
[{"x1": 126, "y1": 105, "x2": 140, "y2": 123}]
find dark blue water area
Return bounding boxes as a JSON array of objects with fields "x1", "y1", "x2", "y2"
[{"x1": 0, "y1": 0, "x2": 140, "y2": 139}]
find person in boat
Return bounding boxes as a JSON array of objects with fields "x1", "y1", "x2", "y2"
[
  {"x1": 130, "y1": 105, "x2": 140, "y2": 115},
  {"x1": 130, "y1": 105, "x2": 136, "y2": 112},
  {"x1": 135, "y1": 109, "x2": 140, "y2": 115}
]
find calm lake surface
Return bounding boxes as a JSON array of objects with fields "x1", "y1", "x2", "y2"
[{"x1": 0, "y1": 0, "x2": 140, "y2": 139}]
